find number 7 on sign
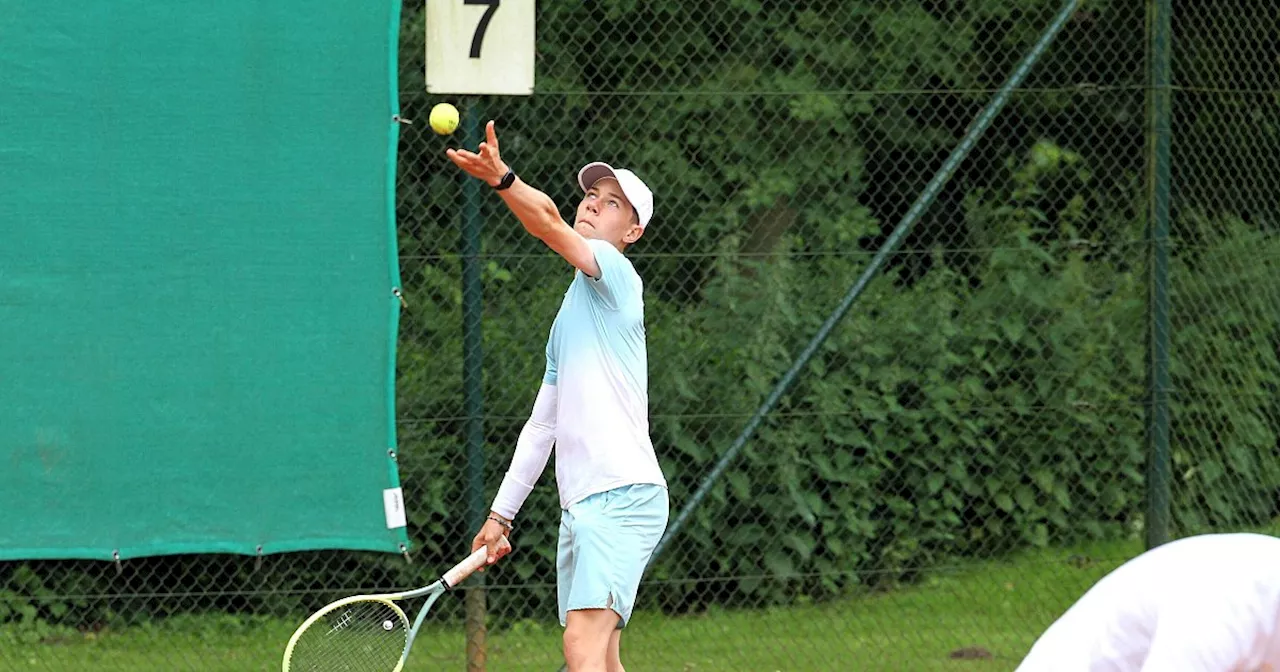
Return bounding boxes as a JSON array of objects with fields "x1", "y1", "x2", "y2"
[
  {"x1": 464, "y1": 0, "x2": 499, "y2": 58},
  {"x1": 426, "y1": 0, "x2": 535, "y2": 96}
]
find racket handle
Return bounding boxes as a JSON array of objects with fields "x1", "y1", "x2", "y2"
[{"x1": 443, "y1": 537, "x2": 507, "y2": 589}]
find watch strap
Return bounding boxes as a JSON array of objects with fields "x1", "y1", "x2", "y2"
[{"x1": 493, "y1": 169, "x2": 516, "y2": 191}]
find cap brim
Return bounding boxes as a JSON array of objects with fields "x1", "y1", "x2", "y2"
[{"x1": 577, "y1": 162, "x2": 618, "y2": 193}]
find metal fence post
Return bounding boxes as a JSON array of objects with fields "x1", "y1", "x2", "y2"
[
  {"x1": 1144, "y1": 0, "x2": 1174, "y2": 551},
  {"x1": 460, "y1": 99, "x2": 489, "y2": 672}
]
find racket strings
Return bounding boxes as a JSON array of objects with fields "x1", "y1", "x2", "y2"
[{"x1": 289, "y1": 599, "x2": 408, "y2": 671}]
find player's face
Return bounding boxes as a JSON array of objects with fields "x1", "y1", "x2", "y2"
[{"x1": 574, "y1": 178, "x2": 642, "y2": 246}]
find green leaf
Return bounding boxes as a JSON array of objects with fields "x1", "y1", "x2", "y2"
[
  {"x1": 995, "y1": 493, "x2": 1014, "y2": 512},
  {"x1": 782, "y1": 533, "x2": 816, "y2": 561},
  {"x1": 1014, "y1": 485, "x2": 1036, "y2": 511},
  {"x1": 764, "y1": 551, "x2": 796, "y2": 579},
  {"x1": 727, "y1": 471, "x2": 753, "y2": 502}
]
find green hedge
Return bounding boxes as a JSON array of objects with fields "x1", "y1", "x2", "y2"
[{"x1": 392, "y1": 138, "x2": 1280, "y2": 617}]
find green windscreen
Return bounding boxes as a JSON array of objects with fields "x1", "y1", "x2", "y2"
[{"x1": 0, "y1": 1, "x2": 408, "y2": 560}]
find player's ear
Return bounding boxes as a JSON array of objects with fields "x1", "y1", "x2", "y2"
[{"x1": 622, "y1": 208, "x2": 644, "y2": 245}]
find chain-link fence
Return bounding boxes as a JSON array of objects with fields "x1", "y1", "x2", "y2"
[{"x1": 5, "y1": 0, "x2": 1280, "y2": 669}]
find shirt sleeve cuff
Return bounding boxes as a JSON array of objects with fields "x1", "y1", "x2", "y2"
[{"x1": 490, "y1": 472, "x2": 537, "y2": 520}]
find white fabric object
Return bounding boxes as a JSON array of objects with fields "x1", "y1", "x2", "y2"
[
  {"x1": 542, "y1": 239, "x2": 666, "y2": 509},
  {"x1": 489, "y1": 384, "x2": 558, "y2": 519},
  {"x1": 1016, "y1": 533, "x2": 1280, "y2": 672}
]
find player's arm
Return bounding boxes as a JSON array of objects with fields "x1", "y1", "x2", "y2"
[
  {"x1": 470, "y1": 383, "x2": 558, "y2": 564},
  {"x1": 446, "y1": 121, "x2": 601, "y2": 278},
  {"x1": 495, "y1": 176, "x2": 601, "y2": 279}
]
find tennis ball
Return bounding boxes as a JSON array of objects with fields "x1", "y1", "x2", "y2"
[
  {"x1": 429, "y1": 103, "x2": 459, "y2": 135},
  {"x1": 382, "y1": 620, "x2": 394, "y2": 631}
]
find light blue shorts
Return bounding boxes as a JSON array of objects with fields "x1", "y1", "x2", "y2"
[{"x1": 557, "y1": 483, "x2": 669, "y2": 628}]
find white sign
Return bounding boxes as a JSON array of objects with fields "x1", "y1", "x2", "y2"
[
  {"x1": 426, "y1": 0, "x2": 535, "y2": 95},
  {"x1": 383, "y1": 488, "x2": 407, "y2": 530}
]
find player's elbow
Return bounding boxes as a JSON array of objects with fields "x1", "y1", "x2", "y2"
[{"x1": 523, "y1": 198, "x2": 562, "y2": 239}]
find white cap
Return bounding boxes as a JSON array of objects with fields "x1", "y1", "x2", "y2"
[{"x1": 577, "y1": 162, "x2": 654, "y2": 229}]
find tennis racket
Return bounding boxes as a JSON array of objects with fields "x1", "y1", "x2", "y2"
[{"x1": 281, "y1": 539, "x2": 503, "y2": 672}]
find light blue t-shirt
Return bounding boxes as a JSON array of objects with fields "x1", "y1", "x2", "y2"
[{"x1": 542, "y1": 239, "x2": 666, "y2": 508}]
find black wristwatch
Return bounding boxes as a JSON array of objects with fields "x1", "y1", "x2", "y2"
[{"x1": 492, "y1": 169, "x2": 516, "y2": 191}]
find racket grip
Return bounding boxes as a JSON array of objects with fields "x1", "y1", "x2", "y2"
[{"x1": 443, "y1": 537, "x2": 506, "y2": 589}]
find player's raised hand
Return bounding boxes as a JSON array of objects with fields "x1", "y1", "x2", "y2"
[{"x1": 446, "y1": 120, "x2": 509, "y2": 186}]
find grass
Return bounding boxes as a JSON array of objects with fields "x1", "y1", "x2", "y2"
[{"x1": 1, "y1": 538, "x2": 1143, "y2": 671}]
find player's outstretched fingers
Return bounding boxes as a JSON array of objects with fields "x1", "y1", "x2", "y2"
[
  {"x1": 485, "y1": 120, "x2": 499, "y2": 151},
  {"x1": 445, "y1": 148, "x2": 495, "y2": 183},
  {"x1": 445, "y1": 148, "x2": 468, "y2": 169}
]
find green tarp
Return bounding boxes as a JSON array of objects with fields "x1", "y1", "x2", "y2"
[{"x1": 0, "y1": 1, "x2": 408, "y2": 560}]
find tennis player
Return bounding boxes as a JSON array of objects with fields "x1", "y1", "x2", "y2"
[
  {"x1": 446, "y1": 121, "x2": 669, "y2": 672},
  {"x1": 1016, "y1": 532, "x2": 1280, "y2": 671}
]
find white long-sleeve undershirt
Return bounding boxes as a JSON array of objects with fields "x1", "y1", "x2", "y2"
[{"x1": 489, "y1": 383, "x2": 557, "y2": 520}]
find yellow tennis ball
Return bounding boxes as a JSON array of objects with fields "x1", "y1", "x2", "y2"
[{"x1": 429, "y1": 103, "x2": 459, "y2": 135}]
